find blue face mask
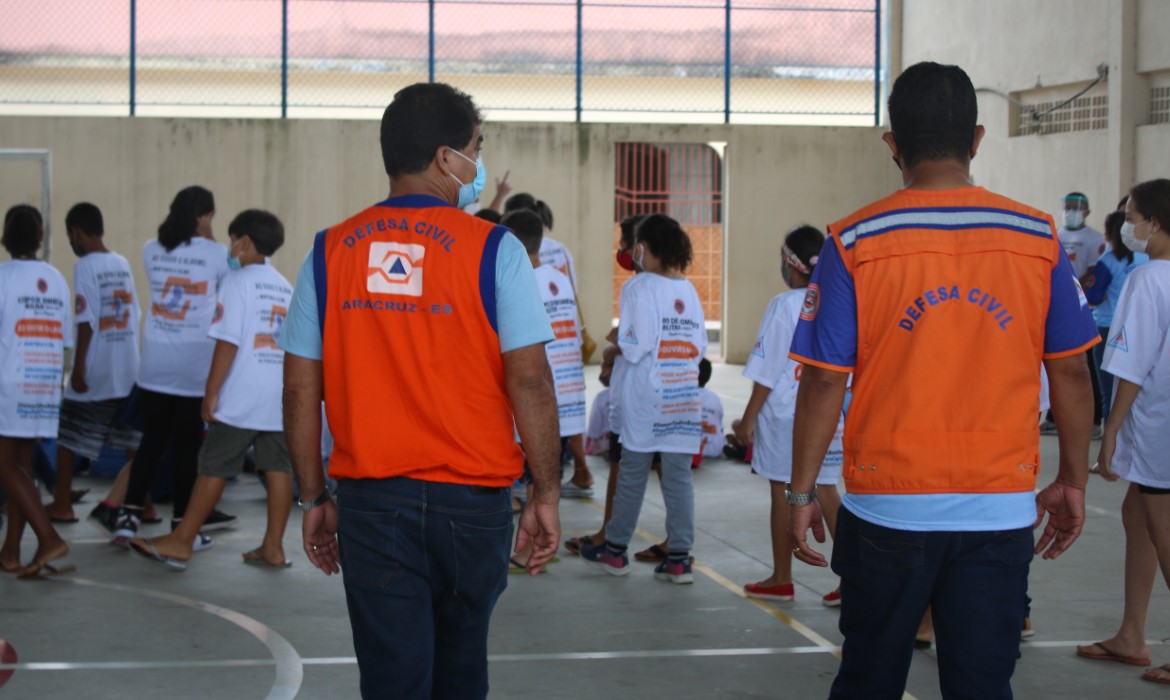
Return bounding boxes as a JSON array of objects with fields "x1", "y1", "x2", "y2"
[
  {"x1": 227, "y1": 238, "x2": 242, "y2": 271},
  {"x1": 449, "y1": 148, "x2": 486, "y2": 208}
]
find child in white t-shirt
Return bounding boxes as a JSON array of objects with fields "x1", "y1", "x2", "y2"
[
  {"x1": 1078, "y1": 180, "x2": 1170, "y2": 683},
  {"x1": 581, "y1": 214, "x2": 706, "y2": 584},
  {"x1": 0, "y1": 205, "x2": 74, "y2": 578},
  {"x1": 736, "y1": 226, "x2": 844, "y2": 605},
  {"x1": 130, "y1": 209, "x2": 295, "y2": 571},
  {"x1": 696, "y1": 358, "x2": 726, "y2": 463}
]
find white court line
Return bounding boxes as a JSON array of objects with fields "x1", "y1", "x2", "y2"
[{"x1": 55, "y1": 577, "x2": 303, "y2": 700}]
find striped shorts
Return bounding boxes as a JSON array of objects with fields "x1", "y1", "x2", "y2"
[{"x1": 57, "y1": 397, "x2": 143, "y2": 460}]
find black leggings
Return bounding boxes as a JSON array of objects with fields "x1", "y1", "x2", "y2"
[{"x1": 124, "y1": 389, "x2": 203, "y2": 518}]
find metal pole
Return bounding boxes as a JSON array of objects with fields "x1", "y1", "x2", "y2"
[
  {"x1": 42, "y1": 152, "x2": 52, "y2": 262},
  {"x1": 281, "y1": 0, "x2": 289, "y2": 118},
  {"x1": 576, "y1": 0, "x2": 583, "y2": 122},
  {"x1": 724, "y1": 0, "x2": 731, "y2": 124},
  {"x1": 873, "y1": 0, "x2": 881, "y2": 126},
  {"x1": 428, "y1": 0, "x2": 436, "y2": 83},
  {"x1": 129, "y1": 0, "x2": 137, "y2": 116}
]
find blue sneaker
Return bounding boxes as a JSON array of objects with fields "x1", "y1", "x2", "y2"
[
  {"x1": 580, "y1": 540, "x2": 630, "y2": 576},
  {"x1": 655, "y1": 557, "x2": 694, "y2": 584}
]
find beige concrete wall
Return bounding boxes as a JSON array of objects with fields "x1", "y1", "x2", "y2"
[
  {"x1": 901, "y1": 0, "x2": 1166, "y2": 221},
  {"x1": 0, "y1": 115, "x2": 898, "y2": 362}
]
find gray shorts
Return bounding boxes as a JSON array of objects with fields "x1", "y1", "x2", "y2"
[
  {"x1": 197, "y1": 422, "x2": 292, "y2": 478},
  {"x1": 57, "y1": 397, "x2": 143, "y2": 460}
]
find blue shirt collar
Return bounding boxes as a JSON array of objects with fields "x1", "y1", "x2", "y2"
[{"x1": 376, "y1": 194, "x2": 454, "y2": 209}]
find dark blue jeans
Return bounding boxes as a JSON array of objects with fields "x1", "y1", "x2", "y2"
[
  {"x1": 829, "y1": 507, "x2": 1033, "y2": 700},
  {"x1": 337, "y1": 478, "x2": 513, "y2": 700}
]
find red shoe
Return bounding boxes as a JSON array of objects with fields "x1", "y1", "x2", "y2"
[
  {"x1": 822, "y1": 588, "x2": 842, "y2": 607},
  {"x1": 743, "y1": 581, "x2": 794, "y2": 601}
]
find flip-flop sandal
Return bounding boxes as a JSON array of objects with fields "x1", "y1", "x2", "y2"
[
  {"x1": 564, "y1": 536, "x2": 598, "y2": 556},
  {"x1": 70, "y1": 489, "x2": 90, "y2": 504},
  {"x1": 242, "y1": 551, "x2": 292, "y2": 569},
  {"x1": 508, "y1": 557, "x2": 547, "y2": 574},
  {"x1": 1142, "y1": 663, "x2": 1170, "y2": 685},
  {"x1": 635, "y1": 544, "x2": 668, "y2": 563},
  {"x1": 17, "y1": 561, "x2": 77, "y2": 580},
  {"x1": 1076, "y1": 641, "x2": 1151, "y2": 666},
  {"x1": 130, "y1": 539, "x2": 188, "y2": 572}
]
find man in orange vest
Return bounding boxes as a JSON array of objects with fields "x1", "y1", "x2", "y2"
[
  {"x1": 787, "y1": 62, "x2": 1098, "y2": 699},
  {"x1": 280, "y1": 83, "x2": 561, "y2": 700}
]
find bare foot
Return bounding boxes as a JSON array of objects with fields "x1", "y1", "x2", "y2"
[
  {"x1": 0, "y1": 547, "x2": 20, "y2": 573},
  {"x1": 44, "y1": 502, "x2": 77, "y2": 521},
  {"x1": 1142, "y1": 663, "x2": 1170, "y2": 684},
  {"x1": 135, "y1": 533, "x2": 193, "y2": 562},
  {"x1": 1076, "y1": 639, "x2": 1151, "y2": 665},
  {"x1": 17, "y1": 539, "x2": 69, "y2": 578},
  {"x1": 570, "y1": 468, "x2": 594, "y2": 489}
]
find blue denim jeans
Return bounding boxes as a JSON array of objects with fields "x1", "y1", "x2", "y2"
[
  {"x1": 337, "y1": 478, "x2": 513, "y2": 700},
  {"x1": 606, "y1": 449, "x2": 694, "y2": 552},
  {"x1": 829, "y1": 507, "x2": 1033, "y2": 700}
]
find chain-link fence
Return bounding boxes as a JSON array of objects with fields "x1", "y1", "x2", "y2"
[{"x1": 1, "y1": 0, "x2": 883, "y2": 124}]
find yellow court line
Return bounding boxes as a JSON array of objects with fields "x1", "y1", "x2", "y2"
[{"x1": 580, "y1": 497, "x2": 920, "y2": 700}]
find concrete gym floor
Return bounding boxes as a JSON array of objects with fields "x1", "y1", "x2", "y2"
[{"x1": 1, "y1": 362, "x2": 1167, "y2": 699}]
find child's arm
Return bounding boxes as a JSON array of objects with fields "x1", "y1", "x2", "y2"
[
  {"x1": 734, "y1": 382, "x2": 773, "y2": 446},
  {"x1": 1095, "y1": 377, "x2": 1140, "y2": 482},
  {"x1": 69, "y1": 322, "x2": 94, "y2": 394},
  {"x1": 201, "y1": 339, "x2": 240, "y2": 424}
]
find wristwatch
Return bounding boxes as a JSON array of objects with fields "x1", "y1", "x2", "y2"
[
  {"x1": 298, "y1": 490, "x2": 331, "y2": 512},
  {"x1": 785, "y1": 487, "x2": 818, "y2": 506}
]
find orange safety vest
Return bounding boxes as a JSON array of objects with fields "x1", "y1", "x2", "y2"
[
  {"x1": 824, "y1": 187, "x2": 1081, "y2": 495},
  {"x1": 313, "y1": 195, "x2": 523, "y2": 486}
]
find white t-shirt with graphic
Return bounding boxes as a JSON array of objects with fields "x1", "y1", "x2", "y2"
[
  {"x1": 536, "y1": 264, "x2": 586, "y2": 437},
  {"x1": 1101, "y1": 260, "x2": 1170, "y2": 488},
  {"x1": 538, "y1": 236, "x2": 578, "y2": 291},
  {"x1": 65, "y1": 251, "x2": 140, "y2": 402},
  {"x1": 616, "y1": 273, "x2": 707, "y2": 453},
  {"x1": 138, "y1": 237, "x2": 229, "y2": 397},
  {"x1": 1058, "y1": 225, "x2": 1106, "y2": 279},
  {"x1": 699, "y1": 387, "x2": 726, "y2": 457},
  {"x1": 208, "y1": 264, "x2": 293, "y2": 432},
  {"x1": 0, "y1": 260, "x2": 73, "y2": 438},
  {"x1": 744, "y1": 290, "x2": 843, "y2": 483}
]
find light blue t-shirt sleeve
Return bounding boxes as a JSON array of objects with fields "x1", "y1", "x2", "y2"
[
  {"x1": 495, "y1": 232, "x2": 555, "y2": 353},
  {"x1": 279, "y1": 251, "x2": 323, "y2": 360},
  {"x1": 277, "y1": 235, "x2": 553, "y2": 359}
]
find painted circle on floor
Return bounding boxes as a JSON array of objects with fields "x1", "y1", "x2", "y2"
[{"x1": 0, "y1": 638, "x2": 17, "y2": 689}]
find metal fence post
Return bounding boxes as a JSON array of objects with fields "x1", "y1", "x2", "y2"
[
  {"x1": 281, "y1": 0, "x2": 289, "y2": 118},
  {"x1": 129, "y1": 0, "x2": 136, "y2": 116},
  {"x1": 576, "y1": 0, "x2": 583, "y2": 122},
  {"x1": 428, "y1": 0, "x2": 436, "y2": 83},
  {"x1": 873, "y1": 0, "x2": 881, "y2": 126},
  {"x1": 724, "y1": 0, "x2": 731, "y2": 124}
]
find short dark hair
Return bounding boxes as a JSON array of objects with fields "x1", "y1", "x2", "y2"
[
  {"x1": 1130, "y1": 178, "x2": 1170, "y2": 235},
  {"x1": 888, "y1": 62, "x2": 978, "y2": 167},
  {"x1": 381, "y1": 83, "x2": 482, "y2": 178},
  {"x1": 785, "y1": 225, "x2": 826, "y2": 270},
  {"x1": 227, "y1": 209, "x2": 284, "y2": 257},
  {"x1": 501, "y1": 209, "x2": 544, "y2": 255},
  {"x1": 158, "y1": 186, "x2": 214, "y2": 252},
  {"x1": 619, "y1": 214, "x2": 646, "y2": 250},
  {"x1": 474, "y1": 208, "x2": 502, "y2": 224},
  {"x1": 2, "y1": 204, "x2": 43, "y2": 257},
  {"x1": 635, "y1": 214, "x2": 693, "y2": 273},
  {"x1": 66, "y1": 202, "x2": 104, "y2": 237},
  {"x1": 1103, "y1": 210, "x2": 1132, "y2": 264},
  {"x1": 698, "y1": 357, "x2": 712, "y2": 387}
]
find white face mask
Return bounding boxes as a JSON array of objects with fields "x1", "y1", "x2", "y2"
[
  {"x1": 1062, "y1": 210, "x2": 1085, "y2": 230},
  {"x1": 1120, "y1": 221, "x2": 1147, "y2": 252}
]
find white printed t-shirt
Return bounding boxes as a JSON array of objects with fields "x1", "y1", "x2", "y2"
[
  {"x1": 1101, "y1": 260, "x2": 1170, "y2": 488},
  {"x1": 138, "y1": 237, "x2": 229, "y2": 397},
  {"x1": 65, "y1": 251, "x2": 140, "y2": 402},
  {"x1": 616, "y1": 272, "x2": 707, "y2": 453},
  {"x1": 538, "y1": 236, "x2": 578, "y2": 291},
  {"x1": 536, "y1": 264, "x2": 586, "y2": 437},
  {"x1": 0, "y1": 260, "x2": 73, "y2": 437},
  {"x1": 744, "y1": 289, "x2": 842, "y2": 483},
  {"x1": 1057, "y1": 225, "x2": 1106, "y2": 279},
  {"x1": 698, "y1": 387, "x2": 726, "y2": 457},
  {"x1": 208, "y1": 264, "x2": 293, "y2": 432}
]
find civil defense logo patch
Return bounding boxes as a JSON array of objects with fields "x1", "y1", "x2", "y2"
[
  {"x1": 367, "y1": 242, "x2": 426, "y2": 297},
  {"x1": 800, "y1": 283, "x2": 820, "y2": 321}
]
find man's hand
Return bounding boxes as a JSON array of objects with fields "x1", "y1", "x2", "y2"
[
  {"x1": 303, "y1": 498, "x2": 340, "y2": 575},
  {"x1": 1033, "y1": 480, "x2": 1086, "y2": 560},
  {"x1": 70, "y1": 371, "x2": 88, "y2": 394},
  {"x1": 788, "y1": 501, "x2": 828, "y2": 567},
  {"x1": 515, "y1": 499, "x2": 560, "y2": 576}
]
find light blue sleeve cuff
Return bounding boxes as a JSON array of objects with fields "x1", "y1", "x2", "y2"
[
  {"x1": 279, "y1": 251, "x2": 323, "y2": 360},
  {"x1": 495, "y1": 233, "x2": 554, "y2": 353}
]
